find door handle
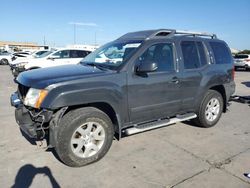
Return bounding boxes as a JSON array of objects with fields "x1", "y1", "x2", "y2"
[{"x1": 171, "y1": 77, "x2": 179, "y2": 84}]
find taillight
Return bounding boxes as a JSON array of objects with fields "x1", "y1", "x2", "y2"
[{"x1": 246, "y1": 59, "x2": 250, "y2": 62}]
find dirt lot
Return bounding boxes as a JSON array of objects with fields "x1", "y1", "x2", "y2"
[{"x1": 0, "y1": 66, "x2": 249, "y2": 188}]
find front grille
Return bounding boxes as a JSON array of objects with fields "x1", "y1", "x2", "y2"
[{"x1": 18, "y1": 84, "x2": 30, "y2": 99}]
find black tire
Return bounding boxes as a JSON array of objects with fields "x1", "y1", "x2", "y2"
[
  {"x1": 193, "y1": 90, "x2": 223, "y2": 128},
  {"x1": 0, "y1": 58, "x2": 9, "y2": 65},
  {"x1": 54, "y1": 107, "x2": 114, "y2": 167}
]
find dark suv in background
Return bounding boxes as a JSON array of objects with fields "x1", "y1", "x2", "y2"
[{"x1": 11, "y1": 29, "x2": 235, "y2": 167}]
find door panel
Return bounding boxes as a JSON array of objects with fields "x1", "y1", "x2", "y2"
[
  {"x1": 128, "y1": 72, "x2": 181, "y2": 123},
  {"x1": 178, "y1": 40, "x2": 207, "y2": 111},
  {"x1": 127, "y1": 43, "x2": 181, "y2": 123}
]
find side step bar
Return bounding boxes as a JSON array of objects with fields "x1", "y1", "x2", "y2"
[{"x1": 124, "y1": 113, "x2": 197, "y2": 136}]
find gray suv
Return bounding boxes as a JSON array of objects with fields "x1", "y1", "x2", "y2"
[{"x1": 11, "y1": 29, "x2": 235, "y2": 167}]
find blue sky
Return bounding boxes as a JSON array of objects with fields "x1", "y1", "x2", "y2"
[{"x1": 0, "y1": 0, "x2": 249, "y2": 50}]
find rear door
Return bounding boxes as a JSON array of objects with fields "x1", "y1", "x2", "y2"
[
  {"x1": 69, "y1": 50, "x2": 91, "y2": 64},
  {"x1": 178, "y1": 40, "x2": 208, "y2": 111}
]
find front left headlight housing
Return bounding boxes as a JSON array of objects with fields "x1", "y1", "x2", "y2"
[
  {"x1": 24, "y1": 88, "x2": 48, "y2": 108},
  {"x1": 16, "y1": 62, "x2": 28, "y2": 67}
]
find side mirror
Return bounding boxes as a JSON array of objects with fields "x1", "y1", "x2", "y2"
[
  {"x1": 47, "y1": 57, "x2": 55, "y2": 60},
  {"x1": 136, "y1": 61, "x2": 158, "y2": 73},
  {"x1": 48, "y1": 55, "x2": 60, "y2": 60}
]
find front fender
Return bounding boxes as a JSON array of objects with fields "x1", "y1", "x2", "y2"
[{"x1": 41, "y1": 73, "x2": 128, "y2": 124}]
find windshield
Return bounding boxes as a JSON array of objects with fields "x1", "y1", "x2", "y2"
[
  {"x1": 36, "y1": 51, "x2": 53, "y2": 58},
  {"x1": 81, "y1": 40, "x2": 142, "y2": 69}
]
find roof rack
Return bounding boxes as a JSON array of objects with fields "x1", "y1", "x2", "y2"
[
  {"x1": 147, "y1": 29, "x2": 217, "y2": 39},
  {"x1": 175, "y1": 30, "x2": 217, "y2": 39},
  {"x1": 116, "y1": 29, "x2": 217, "y2": 41}
]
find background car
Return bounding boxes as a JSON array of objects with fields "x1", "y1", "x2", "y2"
[
  {"x1": 24, "y1": 49, "x2": 92, "y2": 69},
  {"x1": 12, "y1": 49, "x2": 92, "y2": 76},
  {"x1": 11, "y1": 50, "x2": 50, "y2": 61},
  {"x1": 234, "y1": 54, "x2": 250, "y2": 70},
  {"x1": 10, "y1": 50, "x2": 52, "y2": 66},
  {"x1": 0, "y1": 52, "x2": 13, "y2": 65}
]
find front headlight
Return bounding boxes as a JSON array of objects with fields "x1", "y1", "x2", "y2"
[
  {"x1": 24, "y1": 88, "x2": 48, "y2": 108},
  {"x1": 17, "y1": 62, "x2": 28, "y2": 67}
]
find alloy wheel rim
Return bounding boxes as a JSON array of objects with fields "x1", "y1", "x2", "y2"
[
  {"x1": 70, "y1": 121, "x2": 105, "y2": 158},
  {"x1": 205, "y1": 98, "x2": 220, "y2": 122}
]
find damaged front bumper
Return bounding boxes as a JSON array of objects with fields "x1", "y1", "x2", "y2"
[{"x1": 10, "y1": 92, "x2": 53, "y2": 139}]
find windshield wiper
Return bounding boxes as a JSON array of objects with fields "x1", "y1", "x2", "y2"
[{"x1": 83, "y1": 62, "x2": 110, "y2": 70}]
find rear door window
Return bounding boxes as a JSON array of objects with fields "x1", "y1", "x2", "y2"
[
  {"x1": 209, "y1": 42, "x2": 232, "y2": 64},
  {"x1": 70, "y1": 50, "x2": 91, "y2": 58},
  {"x1": 197, "y1": 42, "x2": 207, "y2": 66},
  {"x1": 181, "y1": 41, "x2": 200, "y2": 69}
]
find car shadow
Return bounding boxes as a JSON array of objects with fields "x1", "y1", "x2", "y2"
[
  {"x1": 45, "y1": 148, "x2": 65, "y2": 166},
  {"x1": 19, "y1": 129, "x2": 65, "y2": 165},
  {"x1": 230, "y1": 95, "x2": 250, "y2": 105},
  {"x1": 11, "y1": 164, "x2": 60, "y2": 188},
  {"x1": 242, "y1": 81, "x2": 250, "y2": 88},
  {"x1": 181, "y1": 120, "x2": 205, "y2": 128}
]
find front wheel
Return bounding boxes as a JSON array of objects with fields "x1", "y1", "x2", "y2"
[
  {"x1": 54, "y1": 107, "x2": 114, "y2": 167},
  {"x1": 194, "y1": 90, "x2": 223, "y2": 128},
  {"x1": 0, "y1": 59, "x2": 9, "y2": 65}
]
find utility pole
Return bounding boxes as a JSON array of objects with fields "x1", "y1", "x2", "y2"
[
  {"x1": 94, "y1": 31, "x2": 97, "y2": 46},
  {"x1": 43, "y1": 35, "x2": 46, "y2": 46},
  {"x1": 74, "y1": 23, "x2": 76, "y2": 44}
]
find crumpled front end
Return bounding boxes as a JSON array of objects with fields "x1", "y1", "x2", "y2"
[{"x1": 10, "y1": 85, "x2": 53, "y2": 139}]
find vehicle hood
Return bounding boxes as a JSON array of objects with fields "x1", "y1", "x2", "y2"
[{"x1": 17, "y1": 64, "x2": 114, "y2": 89}]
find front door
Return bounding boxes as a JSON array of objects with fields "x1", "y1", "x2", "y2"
[
  {"x1": 127, "y1": 42, "x2": 182, "y2": 123},
  {"x1": 53, "y1": 50, "x2": 71, "y2": 66}
]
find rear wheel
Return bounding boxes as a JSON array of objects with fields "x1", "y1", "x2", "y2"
[
  {"x1": 194, "y1": 90, "x2": 223, "y2": 128},
  {"x1": 55, "y1": 107, "x2": 114, "y2": 167}
]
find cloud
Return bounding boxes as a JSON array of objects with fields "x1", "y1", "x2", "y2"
[{"x1": 68, "y1": 22, "x2": 98, "y2": 27}]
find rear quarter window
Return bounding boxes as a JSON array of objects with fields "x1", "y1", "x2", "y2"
[{"x1": 210, "y1": 42, "x2": 232, "y2": 64}]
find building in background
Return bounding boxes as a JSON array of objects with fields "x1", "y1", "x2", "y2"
[
  {"x1": 0, "y1": 41, "x2": 48, "y2": 52},
  {"x1": 230, "y1": 48, "x2": 239, "y2": 54},
  {"x1": 66, "y1": 44, "x2": 99, "y2": 51}
]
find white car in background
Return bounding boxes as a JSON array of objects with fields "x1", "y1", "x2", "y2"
[
  {"x1": 12, "y1": 48, "x2": 92, "y2": 76},
  {"x1": 10, "y1": 50, "x2": 52, "y2": 66},
  {"x1": 11, "y1": 50, "x2": 50, "y2": 63},
  {"x1": 0, "y1": 52, "x2": 13, "y2": 65},
  {"x1": 234, "y1": 54, "x2": 250, "y2": 70}
]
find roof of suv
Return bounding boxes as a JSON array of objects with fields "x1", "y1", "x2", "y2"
[{"x1": 117, "y1": 29, "x2": 218, "y2": 41}]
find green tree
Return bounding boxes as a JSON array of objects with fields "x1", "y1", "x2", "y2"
[{"x1": 238, "y1": 50, "x2": 250, "y2": 54}]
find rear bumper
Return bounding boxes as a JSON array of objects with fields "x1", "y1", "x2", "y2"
[
  {"x1": 224, "y1": 81, "x2": 236, "y2": 102},
  {"x1": 11, "y1": 92, "x2": 53, "y2": 139}
]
